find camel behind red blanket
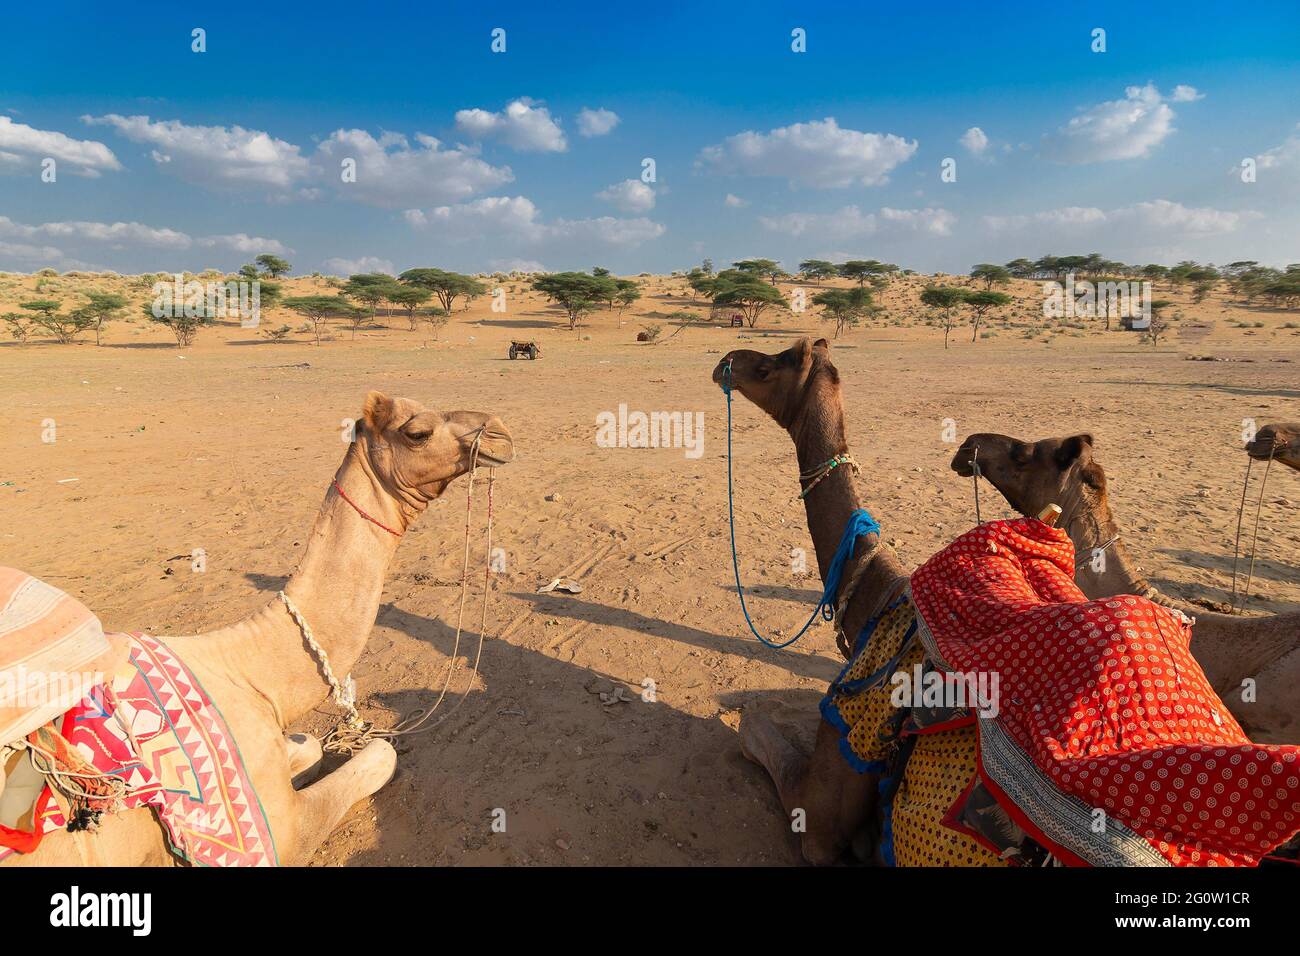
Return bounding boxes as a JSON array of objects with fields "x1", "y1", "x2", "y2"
[{"x1": 909, "y1": 518, "x2": 1300, "y2": 867}]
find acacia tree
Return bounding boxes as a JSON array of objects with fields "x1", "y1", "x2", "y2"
[
  {"x1": 920, "y1": 286, "x2": 969, "y2": 349},
  {"x1": 686, "y1": 269, "x2": 717, "y2": 301},
  {"x1": 419, "y1": 307, "x2": 451, "y2": 339},
  {"x1": 255, "y1": 254, "x2": 291, "y2": 278},
  {"x1": 76, "y1": 291, "x2": 128, "y2": 346},
  {"x1": 342, "y1": 273, "x2": 400, "y2": 324},
  {"x1": 532, "y1": 272, "x2": 617, "y2": 329},
  {"x1": 399, "y1": 268, "x2": 488, "y2": 312},
  {"x1": 710, "y1": 270, "x2": 789, "y2": 327},
  {"x1": 962, "y1": 289, "x2": 1011, "y2": 341},
  {"x1": 141, "y1": 301, "x2": 211, "y2": 347},
  {"x1": 812, "y1": 286, "x2": 874, "y2": 338},
  {"x1": 614, "y1": 281, "x2": 641, "y2": 316},
  {"x1": 284, "y1": 295, "x2": 361, "y2": 345},
  {"x1": 970, "y1": 264, "x2": 1011, "y2": 290},
  {"x1": 19, "y1": 300, "x2": 92, "y2": 344},
  {"x1": 839, "y1": 260, "x2": 889, "y2": 286},
  {"x1": 2, "y1": 313, "x2": 33, "y2": 343},
  {"x1": 799, "y1": 260, "x2": 838, "y2": 284},
  {"x1": 733, "y1": 259, "x2": 787, "y2": 285},
  {"x1": 388, "y1": 286, "x2": 434, "y2": 330}
]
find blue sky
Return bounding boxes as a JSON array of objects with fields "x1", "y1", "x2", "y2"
[{"x1": 1, "y1": 0, "x2": 1298, "y2": 276}]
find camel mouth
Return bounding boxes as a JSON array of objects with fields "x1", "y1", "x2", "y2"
[
  {"x1": 950, "y1": 444, "x2": 978, "y2": 477},
  {"x1": 477, "y1": 435, "x2": 515, "y2": 466},
  {"x1": 1245, "y1": 434, "x2": 1288, "y2": 461}
]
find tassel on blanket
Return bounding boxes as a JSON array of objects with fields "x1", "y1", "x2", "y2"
[{"x1": 23, "y1": 725, "x2": 127, "y2": 832}]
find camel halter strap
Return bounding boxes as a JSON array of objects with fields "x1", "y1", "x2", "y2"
[
  {"x1": 282, "y1": 430, "x2": 497, "y2": 755},
  {"x1": 969, "y1": 444, "x2": 983, "y2": 525},
  {"x1": 332, "y1": 479, "x2": 402, "y2": 536},
  {"x1": 1229, "y1": 442, "x2": 1275, "y2": 615},
  {"x1": 721, "y1": 358, "x2": 882, "y2": 650}
]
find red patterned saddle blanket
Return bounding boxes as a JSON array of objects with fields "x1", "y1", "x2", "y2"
[{"x1": 908, "y1": 518, "x2": 1300, "y2": 867}]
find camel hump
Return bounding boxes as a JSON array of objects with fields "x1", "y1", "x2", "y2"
[{"x1": 0, "y1": 567, "x2": 117, "y2": 745}]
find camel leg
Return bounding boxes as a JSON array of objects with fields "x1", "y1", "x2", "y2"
[
  {"x1": 286, "y1": 733, "x2": 324, "y2": 789},
  {"x1": 740, "y1": 709, "x2": 875, "y2": 865},
  {"x1": 285, "y1": 739, "x2": 396, "y2": 864}
]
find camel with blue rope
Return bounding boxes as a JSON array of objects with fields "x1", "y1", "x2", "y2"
[
  {"x1": 713, "y1": 338, "x2": 982, "y2": 865},
  {"x1": 713, "y1": 339, "x2": 1300, "y2": 866}
]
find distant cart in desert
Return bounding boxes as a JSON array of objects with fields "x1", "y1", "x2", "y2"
[{"x1": 508, "y1": 340, "x2": 540, "y2": 360}]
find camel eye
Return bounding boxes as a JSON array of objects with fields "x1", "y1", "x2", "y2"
[
  {"x1": 404, "y1": 429, "x2": 433, "y2": 444},
  {"x1": 1009, "y1": 443, "x2": 1032, "y2": 466}
]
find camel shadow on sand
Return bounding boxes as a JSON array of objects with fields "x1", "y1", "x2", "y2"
[{"x1": 239, "y1": 573, "x2": 815, "y2": 865}]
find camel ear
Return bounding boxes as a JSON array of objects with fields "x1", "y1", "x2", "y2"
[
  {"x1": 812, "y1": 338, "x2": 830, "y2": 352},
  {"x1": 363, "y1": 391, "x2": 397, "y2": 433},
  {"x1": 1054, "y1": 433, "x2": 1094, "y2": 469}
]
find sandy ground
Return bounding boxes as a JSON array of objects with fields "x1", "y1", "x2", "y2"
[{"x1": 1, "y1": 273, "x2": 1297, "y2": 865}]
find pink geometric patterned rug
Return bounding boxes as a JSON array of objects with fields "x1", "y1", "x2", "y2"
[{"x1": 1, "y1": 632, "x2": 278, "y2": 866}]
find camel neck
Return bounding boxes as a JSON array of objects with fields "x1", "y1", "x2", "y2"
[
  {"x1": 1061, "y1": 488, "x2": 1158, "y2": 602},
  {"x1": 182, "y1": 444, "x2": 409, "y2": 727},
  {"x1": 788, "y1": 381, "x2": 907, "y2": 649}
]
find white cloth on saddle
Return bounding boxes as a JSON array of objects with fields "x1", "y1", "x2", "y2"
[{"x1": 0, "y1": 567, "x2": 113, "y2": 748}]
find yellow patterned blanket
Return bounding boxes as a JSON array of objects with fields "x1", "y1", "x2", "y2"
[{"x1": 820, "y1": 596, "x2": 1006, "y2": 867}]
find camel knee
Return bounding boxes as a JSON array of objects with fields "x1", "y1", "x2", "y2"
[{"x1": 286, "y1": 733, "x2": 324, "y2": 789}]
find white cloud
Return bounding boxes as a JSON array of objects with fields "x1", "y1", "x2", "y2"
[
  {"x1": 960, "y1": 127, "x2": 989, "y2": 156},
  {"x1": 0, "y1": 216, "x2": 188, "y2": 247},
  {"x1": 0, "y1": 239, "x2": 66, "y2": 264},
  {"x1": 760, "y1": 205, "x2": 955, "y2": 240},
  {"x1": 489, "y1": 258, "x2": 546, "y2": 273},
  {"x1": 454, "y1": 99, "x2": 567, "y2": 153},
  {"x1": 83, "y1": 114, "x2": 308, "y2": 187},
  {"x1": 313, "y1": 129, "x2": 513, "y2": 207},
  {"x1": 698, "y1": 118, "x2": 917, "y2": 188},
  {"x1": 1255, "y1": 124, "x2": 1300, "y2": 172},
  {"x1": 576, "y1": 108, "x2": 620, "y2": 138},
  {"x1": 1171, "y1": 85, "x2": 1204, "y2": 103},
  {"x1": 547, "y1": 216, "x2": 665, "y2": 246},
  {"x1": 1041, "y1": 84, "x2": 1199, "y2": 163},
  {"x1": 197, "y1": 234, "x2": 292, "y2": 256},
  {"x1": 322, "y1": 255, "x2": 394, "y2": 276},
  {"x1": 597, "y1": 179, "x2": 655, "y2": 212},
  {"x1": 724, "y1": 193, "x2": 749, "y2": 208},
  {"x1": 404, "y1": 195, "x2": 664, "y2": 248},
  {"x1": 984, "y1": 199, "x2": 1253, "y2": 238},
  {"x1": 0, "y1": 116, "x2": 120, "y2": 176},
  {"x1": 0, "y1": 215, "x2": 290, "y2": 258}
]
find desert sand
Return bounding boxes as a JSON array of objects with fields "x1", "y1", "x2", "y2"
[{"x1": 1, "y1": 271, "x2": 1296, "y2": 865}]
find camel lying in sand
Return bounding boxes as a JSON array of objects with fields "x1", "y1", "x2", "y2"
[
  {"x1": 950, "y1": 432, "x2": 1300, "y2": 743},
  {"x1": 1248, "y1": 423, "x2": 1300, "y2": 472},
  {"x1": 3, "y1": 391, "x2": 513, "y2": 866},
  {"x1": 712, "y1": 338, "x2": 912, "y2": 864}
]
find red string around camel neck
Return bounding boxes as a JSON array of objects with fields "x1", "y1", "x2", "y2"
[{"x1": 332, "y1": 479, "x2": 402, "y2": 537}]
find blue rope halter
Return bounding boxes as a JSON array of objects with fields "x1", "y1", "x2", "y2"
[{"x1": 721, "y1": 360, "x2": 881, "y2": 649}]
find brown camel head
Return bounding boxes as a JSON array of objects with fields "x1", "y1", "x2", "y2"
[
  {"x1": 1247, "y1": 422, "x2": 1300, "y2": 472},
  {"x1": 950, "y1": 432, "x2": 1106, "y2": 521},
  {"x1": 356, "y1": 391, "x2": 514, "y2": 507},
  {"x1": 711, "y1": 337, "x2": 841, "y2": 432}
]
